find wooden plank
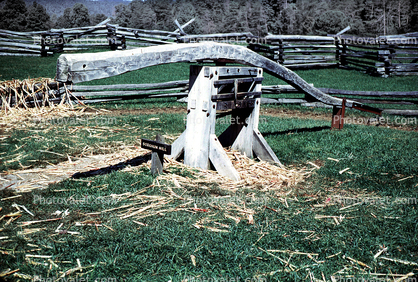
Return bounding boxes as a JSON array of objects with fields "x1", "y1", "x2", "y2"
[
  {"x1": 281, "y1": 44, "x2": 336, "y2": 49},
  {"x1": 172, "y1": 18, "x2": 195, "y2": 36},
  {"x1": 266, "y1": 35, "x2": 333, "y2": 41},
  {"x1": 55, "y1": 42, "x2": 364, "y2": 108},
  {"x1": 71, "y1": 87, "x2": 187, "y2": 97},
  {"x1": 344, "y1": 57, "x2": 377, "y2": 67},
  {"x1": 347, "y1": 99, "x2": 417, "y2": 105},
  {"x1": 0, "y1": 47, "x2": 42, "y2": 54},
  {"x1": 391, "y1": 71, "x2": 418, "y2": 76},
  {"x1": 150, "y1": 134, "x2": 165, "y2": 175},
  {"x1": 183, "y1": 66, "x2": 215, "y2": 169},
  {"x1": 252, "y1": 129, "x2": 281, "y2": 164},
  {"x1": 178, "y1": 32, "x2": 253, "y2": 41},
  {"x1": 167, "y1": 131, "x2": 186, "y2": 160},
  {"x1": 284, "y1": 60, "x2": 335, "y2": 65},
  {"x1": 283, "y1": 50, "x2": 336, "y2": 54},
  {"x1": 110, "y1": 25, "x2": 179, "y2": 36},
  {"x1": 70, "y1": 80, "x2": 188, "y2": 91},
  {"x1": 0, "y1": 52, "x2": 40, "y2": 57},
  {"x1": 208, "y1": 134, "x2": 240, "y2": 181},
  {"x1": 283, "y1": 55, "x2": 335, "y2": 60},
  {"x1": 0, "y1": 41, "x2": 46, "y2": 50},
  {"x1": 318, "y1": 88, "x2": 418, "y2": 98},
  {"x1": 141, "y1": 138, "x2": 172, "y2": 155},
  {"x1": 217, "y1": 67, "x2": 259, "y2": 77},
  {"x1": 381, "y1": 109, "x2": 418, "y2": 115},
  {"x1": 286, "y1": 63, "x2": 338, "y2": 69},
  {"x1": 123, "y1": 36, "x2": 172, "y2": 45}
]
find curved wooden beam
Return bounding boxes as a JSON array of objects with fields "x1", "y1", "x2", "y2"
[{"x1": 56, "y1": 42, "x2": 349, "y2": 107}]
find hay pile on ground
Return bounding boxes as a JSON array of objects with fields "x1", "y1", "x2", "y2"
[{"x1": 0, "y1": 78, "x2": 64, "y2": 110}]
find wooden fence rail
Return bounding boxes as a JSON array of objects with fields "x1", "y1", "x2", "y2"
[
  {"x1": 336, "y1": 34, "x2": 418, "y2": 76},
  {"x1": 248, "y1": 35, "x2": 338, "y2": 69},
  {"x1": 2, "y1": 79, "x2": 417, "y2": 115},
  {"x1": 1, "y1": 21, "x2": 418, "y2": 77}
]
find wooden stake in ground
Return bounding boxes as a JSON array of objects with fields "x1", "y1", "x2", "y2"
[{"x1": 141, "y1": 134, "x2": 171, "y2": 175}]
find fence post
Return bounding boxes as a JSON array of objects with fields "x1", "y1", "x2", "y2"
[
  {"x1": 278, "y1": 39, "x2": 284, "y2": 64},
  {"x1": 41, "y1": 33, "x2": 47, "y2": 57}
]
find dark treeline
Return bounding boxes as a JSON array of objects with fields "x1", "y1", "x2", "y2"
[{"x1": 0, "y1": 0, "x2": 417, "y2": 36}]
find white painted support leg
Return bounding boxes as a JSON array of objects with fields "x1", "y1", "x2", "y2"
[
  {"x1": 253, "y1": 129, "x2": 281, "y2": 164},
  {"x1": 167, "y1": 131, "x2": 186, "y2": 160},
  {"x1": 184, "y1": 66, "x2": 216, "y2": 170},
  {"x1": 231, "y1": 98, "x2": 261, "y2": 158},
  {"x1": 209, "y1": 134, "x2": 240, "y2": 181}
]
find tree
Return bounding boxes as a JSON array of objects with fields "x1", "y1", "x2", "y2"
[
  {"x1": 91, "y1": 13, "x2": 107, "y2": 26},
  {"x1": 55, "y1": 7, "x2": 72, "y2": 28},
  {"x1": 26, "y1": 1, "x2": 51, "y2": 31},
  {"x1": 149, "y1": 0, "x2": 174, "y2": 30},
  {"x1": 55, "y1": 3, "x2": 91, "y2": 29},
  {"x1": 71, "y1": 3, "x2": 90, "y2": 27},
  {"x1": 130, "y1": 1, "x2": 157, "y2": 30},
  {"x1": 113, "y1": 3, "x2": 131, "y2": 27},
  {"x1": 171, "y1": 0, "x2": 198, "y2": 34},
  {"x1": 314, "y1": 10, "x2": 348, "y2": 35},
  {"x1": 0, "y1": 0, "x2": 28, "y2": 31}
]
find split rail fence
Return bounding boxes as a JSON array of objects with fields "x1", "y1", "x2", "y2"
[
  {"x1": 1, "y1": 20, "x2": 417, "y2": 77},
  {"x1": 1, "y1": 79, "x2": 417, "y2": 116}
]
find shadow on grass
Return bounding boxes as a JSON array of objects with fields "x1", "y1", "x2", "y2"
[
  {"x1": 263, "y1": 125, "x2": 331, "y2": 136},
  {"x1": 71, "y1": 153, "x2": 151, "y2": 179}
]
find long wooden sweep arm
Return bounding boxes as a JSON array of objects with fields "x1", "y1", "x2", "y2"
[{"x1": 56, "y1": 42, "x2": 361, "y2": 108}]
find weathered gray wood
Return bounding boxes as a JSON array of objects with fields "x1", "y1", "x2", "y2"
[
  {"x1": 0, "y1": 47, "x2": 43, "y2": 54},
  {"x1": 151, "y1": 134, "x2": 165, "y2": 175},
  {"x1": 283, "y1": 50, "x2": 336, "y2": 54},
  {"x1": 183, "y1": 66, "x2": 215, "y2": 170},
  {"x1": 172, "y1": 18, "x2": 195, "y2": 36},
  {"x1": 381, "y1": 109, "x2": 418, "y2": 115},
  {"x1": 266, "y1": 35, "x2": 334, "y2": 41},
  {"x1": 0, "y1": 41, "x2": 46, "y2": 50},
  {"x1": 0, "y1": 52, "x2": 40, "y2": 57},
  {"x1": 110, "y1": 25, "x2": 178, "y2": 36},
  {"x1": 318, "y1": 88, "x2": 418, "y2": 98},
  {"x1": 69, "y1": 80, "x2": 189, "y2": 91},
  {"x1": 209, "y1": 134, "x2": 240, "y2": 181},
  {"x1": 174, "y1": 19, "x2": 187, "y2": 36},
  {"x1": 72, "y1": 87, "x2": 187, "y2": 97},
  {"x1": 282, "y1": 44, "x2": 336, "y2": 49},
  {"x1": 118, "y1": 30, "x2": 172, "y2": 40},
  {"x1": 347, "y1": 99, "x2": 417, "y2": 105},
  {"x1": 336, "y1": 26, "x2": 351, "y2": 36},
  {"x1": 283, "y1": 55, "x2": 335, "y2": 60},
  {"x1": 56, "y1": 42, "x2": 352, "y2": 108},
  {"x1": 252, "y1": 129, "x2": 281, "y2": 164},
  {"x1": 167, "y1": 131, "x2": 186, "y2": 160},
  {"x1": 286, "y1": 63, "x2": 338, "y2": 69},
  {"x1": 0, "y1": 29, "x2": 45, "y2": 36},
  {"x1": 178, "y1": 32, "x2": 253, "y2": 42},
  {"x1": 123, "y1": 36, "x2": 171, "y2": 45},
  {"x1": 262, "y1": 84, "x2": 314, "y2": 92}
]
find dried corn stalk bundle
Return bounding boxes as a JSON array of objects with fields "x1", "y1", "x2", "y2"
[{"x1": 0, "y1": 78, "x2": 64, "y2": 110}]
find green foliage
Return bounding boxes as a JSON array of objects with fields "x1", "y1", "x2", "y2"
[
  {"x1": 0, "y1": 0, "x2": 27, "y2": 31},
  {"x1": 90, "y1": 13, "x2": 107, "y2": 26},
  {"x1": 55, "y1": 3, "x2": 90, "y2": 29},
  {"x1": 25, "y1": 1, "x2": 51, "y2": 31}
]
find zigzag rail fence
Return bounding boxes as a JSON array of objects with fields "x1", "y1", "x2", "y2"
[
  {"x1": 1, "y1": 79, "x2": 417, "y2": 116},
  {"x1": 0, "y1": 20, "x2": 417, "y2": 115}
]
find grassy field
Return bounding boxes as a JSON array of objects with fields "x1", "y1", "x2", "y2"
[{"x1": 1, "y1": 51, "x2": 418, "y2": 281}]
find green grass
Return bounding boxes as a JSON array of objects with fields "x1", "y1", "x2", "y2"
[
  {"x1": 1, "y1": 114, "x2": 417, "y2": 281},
  {"x1": 1, "y1": 52, "x2": 418, "y2": 281},
  {"x1": 0, "y1": 113, "x2": 186, "y2": 172}
]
